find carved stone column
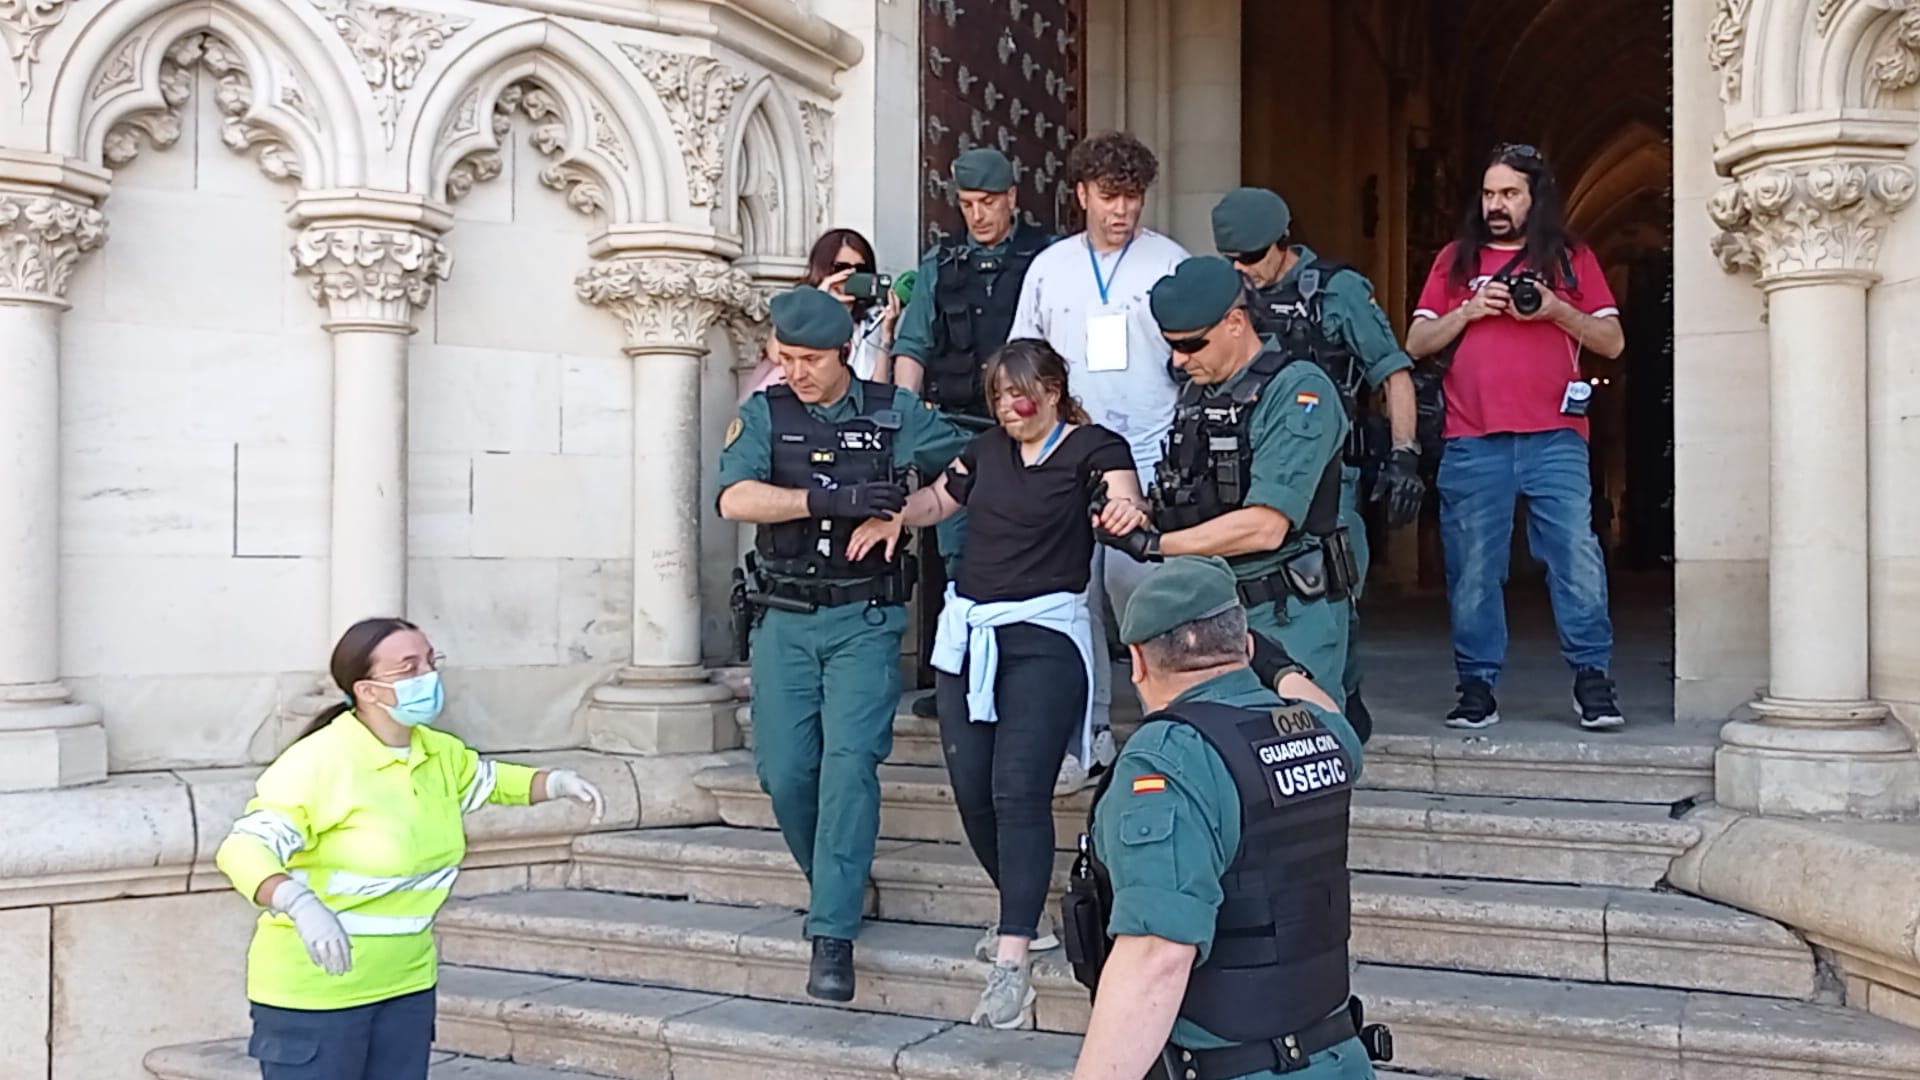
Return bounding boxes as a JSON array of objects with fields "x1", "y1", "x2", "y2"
[
  {"x1": 1709, "y1": 156, "x2": 1920, "y2": 818},
  {"x1": 0, "y1": 151, "x2": 112, "y2": 790},
  {"x1": 289, "y1": 193, "x2": 452, "y2": 639},
  {"x1": 576, "y1": 252, "x2": 760, "y2": 754}
]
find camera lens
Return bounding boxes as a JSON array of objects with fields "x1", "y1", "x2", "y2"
[{"x1": 1511, "y1": 278, "x2": 1542, "y2": 316}]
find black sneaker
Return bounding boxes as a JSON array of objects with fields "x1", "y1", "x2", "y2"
[
  {"x1": 1574, "y1": 669, "x2": 1625, "y2": 730},
  {"x1": 806, "y1": 936, "x2": 856, "y2": 1002},
  {"x1": 1444, "y1": 680, "x2": 1500, "y2": 729},
  {"x1": 910, "y1": 693, "x2": 938, "y2": 719}
]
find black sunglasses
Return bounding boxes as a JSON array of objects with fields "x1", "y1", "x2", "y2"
[
  {"x1": 1166, "y1": 306, "x2": 1247, "y2": 354},
  {"x1": 831, "y1": 260, "x2": 873, "y2": 274},
  {"x1": 1224, "y1": 244, "x2": 1272, "y2": 266}
]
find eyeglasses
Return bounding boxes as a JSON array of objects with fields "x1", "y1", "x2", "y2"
[
  {"x1": 370, "y1": 651, "x2": 444, "y2": 681},
  {"x1": 1224, "y1": 244, "x2": 1272, "y2": 266}
]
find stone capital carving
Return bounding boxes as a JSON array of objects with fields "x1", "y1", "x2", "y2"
[
  {"x1": 1708, "y1": 159, "x2": 1917, "y2": 283},
  {"x1": 1707, "y1": 0, "x2": 1754, "y2": 104},
  {"x1": 0, "y1": 192, "x2": 108, "y2": 306},
  {"x1": 618, "y1": 44, "x2": 749, "y2": 208},
  {"x1": 310, "y1": 0, "x2": 470, "y2": 148},
  {"x1": 576, "y1": 255, "x2": 759, "y2": 353},
  {"x1": 290, "y1": 224, "x2": 451, "y2": 328}
]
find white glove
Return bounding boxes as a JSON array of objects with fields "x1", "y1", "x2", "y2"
[
  {"x1": 268, "y1": 878, "x2": 352, "y2": 976},
  {"x1": 545, "y1": 769, "x2": 606, "y2": 823}
]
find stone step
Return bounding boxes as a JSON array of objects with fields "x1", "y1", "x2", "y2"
[
  {"x1": 434, "y1": 963, "x2": 1082, "y2": 1080},
  {"x1": 432, "y1": 912, "x2": 1920, "y2": 1080},
  {"x1": 763, "y1": 696, "x2": 1719, "y2": 803},
  {"x1": 693, "y1": 763, "x2": 1703, "y2": 888},
  {"x1": 570, "y1": 826, "x2": 1815, "y2": 999},
  {"x1": 146, "y1": 1040, "x2": 604, "y2": 1080}
]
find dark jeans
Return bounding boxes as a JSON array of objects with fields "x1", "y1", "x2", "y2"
[
  {"x1": 248, "y1": 987, "x2": 435, "y2": 1080},
  {"x1": 937, "y1": 622, "x2": 1087, "y2": 938},
  {"x1": 1437, "y1": 430, "x2": 1614, "y2": 683}
]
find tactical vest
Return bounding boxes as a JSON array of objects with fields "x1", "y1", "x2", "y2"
[
  {"x1": 1250, "y1": 258, "x2": 1368, "y2": 419},
  {"x1": 754, "y1": 380, "x2": 900, "y2": 581},
  {"x1": 925, "y1": 224, "x2": 1053, "y2": 418},
  {"x1": 1069, "y1": 700, "x2": 1355, "y2": 1043},
  {"x1": 1151, "y1": 350, "x2": 1344, "y2": 547}
]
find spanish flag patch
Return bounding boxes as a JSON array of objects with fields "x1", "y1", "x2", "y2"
[
  {"x1": 1133, "y1": 774, "x2": 1168, "y2": 794},
  {"x1": 1296, "y1": 392, "x2": 1321, "y2": 411}
]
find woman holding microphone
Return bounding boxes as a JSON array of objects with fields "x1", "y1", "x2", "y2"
[
  {"x1": 216, "y1": 617, "x2": 606, "y2": 1079},
  {"x1": 850, "y1": 338, "x2": 1149, "y2": 1030}
]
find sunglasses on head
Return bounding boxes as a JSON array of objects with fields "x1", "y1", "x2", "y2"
[
  {"x1": 1224, "y1": 244, "x2": 1272, "y2": 266},
  {"x1": 1493, "y1": 142, "x2": 1543, "y2": 164}
]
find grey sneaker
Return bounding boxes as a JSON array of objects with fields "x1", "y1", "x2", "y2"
[
  {"x1": 1054, "y1": 753, "x2": 1093, "y2": 795},
  {"x1": 973, "y1": 912, "x2": 1060, "y2": 962},
  {"x1": 970, "y1": 960, "x2": 1036, "y2": 1029}
]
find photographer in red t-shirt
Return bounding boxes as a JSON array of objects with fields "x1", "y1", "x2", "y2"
[{"x1": 1406, "y1": 143, "x2": 1627, "y2": 732}]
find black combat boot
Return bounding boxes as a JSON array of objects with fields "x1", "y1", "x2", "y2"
[
  {"x1": 807, "y1": 936, "x2": 856, "y2": 1002},
  {"x1": 1346, "y1": 686, "x2": 1374, "y2": 744}
]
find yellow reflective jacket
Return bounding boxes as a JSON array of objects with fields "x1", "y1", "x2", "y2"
[{"x1": 216, "y1": 712, "x2": 537, "y2": 1010}]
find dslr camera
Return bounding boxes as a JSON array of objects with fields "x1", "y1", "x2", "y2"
[{"x1": 1494, "y1": 269, "x2": 1548, "y2": 316}]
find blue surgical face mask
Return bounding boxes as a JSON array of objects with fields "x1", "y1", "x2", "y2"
[{"x1": 373, "y1": 670, "x2": 444, "y2": 727}]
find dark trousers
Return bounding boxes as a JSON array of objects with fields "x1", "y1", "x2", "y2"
[
  {"x1": 937, "y1": 622, "x2": 1087, "y2": 938},
  {"x1": 247, "y1": 987, "x2": 435, "y2": 1080}
]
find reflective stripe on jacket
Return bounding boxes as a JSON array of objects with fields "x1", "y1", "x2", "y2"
[{"x1": 215, "y1": 712, "x2": 537, "y2": 1010}]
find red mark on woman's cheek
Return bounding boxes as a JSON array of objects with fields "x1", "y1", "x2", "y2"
[{"x1": 1012, "y1": 396, "x2": 1038, "y2": 418}]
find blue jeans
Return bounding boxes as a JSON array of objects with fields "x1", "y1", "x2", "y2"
[
  {"x1": 1437, "y1": 430, "x2": 1612, "y2": 684},
  {"x1": 247, "y1": 987, "x2": 434, "y2": 1080}
]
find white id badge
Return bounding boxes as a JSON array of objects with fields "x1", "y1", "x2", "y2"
[{"x1": 1086, "y1": 311, "x2": 1130, "y2": 372}]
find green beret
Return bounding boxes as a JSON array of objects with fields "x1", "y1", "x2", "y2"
[
  {"x1": 1211, "y1": 187, "x2": 1292, "y2": 253},
  {"x1": 770, "y1": 286, "x2": 854, "y2": 350},
  {"x1": 1121, "y1": 556, "x2": 1242, "y2": 645},
  {"x1": 952, "y1": 148, "x2": 1015, "y2": 193},
  {"x1": 1149, "y1": 256, "x2": 1246, "y2": 335}
]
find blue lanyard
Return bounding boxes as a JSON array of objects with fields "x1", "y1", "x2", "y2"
[
  {"x1": 1034, "y1": 420, "x2": 1068, "y2": 464},
  {"x1": 1086, "y1": 235, "x2": 1135, "y2": 306}
]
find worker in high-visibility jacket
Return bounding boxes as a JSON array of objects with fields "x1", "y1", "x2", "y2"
[{"x1": 216, "y1": 617, "x2": 607, "y2": 1080}]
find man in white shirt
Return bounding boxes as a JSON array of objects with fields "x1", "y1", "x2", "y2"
[{"x1": 1008, "y1": 131, "x2": 1189, "y2": 785}]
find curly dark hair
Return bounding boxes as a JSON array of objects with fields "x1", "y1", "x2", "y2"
[{"x1": 1066, "y1": 131, "x2": 1158, "y2": 197}]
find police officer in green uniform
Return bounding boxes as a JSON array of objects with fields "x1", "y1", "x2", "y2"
[
  {"x1": 1097, "y1": 256, "x2": 1357, "y2": 709},
  {"x1": 893, "y1": 147, "x2": 1056, "y2": 718},
  {"x1": 1059, "y1": 556, "x2": 1385, "y2": 1080},
  {"x1": 718, "y1": 286, "x2": 970, "y2": 1001},
  {"x1": 1213, "y1": 188, "x2": 1423, "y2": 740}
]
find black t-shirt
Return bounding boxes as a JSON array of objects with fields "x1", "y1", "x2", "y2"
[{"x1": 954, "y1": 424, "x2": 1137, "y2": 603}]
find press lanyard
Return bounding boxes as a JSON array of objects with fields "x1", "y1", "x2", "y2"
[{"x1": 1087, "y1": 236, "x2": 1135, "y2": 306}]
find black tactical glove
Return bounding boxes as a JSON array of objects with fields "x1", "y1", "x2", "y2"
[
  {"x1": 1089, "y1": 476, "x2": 1164, "y2": 563},
  {"x1": 1250, "y1": 631, "x2": 1311, "y2": 693},
  {"x1": 1371, "y1": 447, "x2": 1426, "y2": 529},
  {"x1": 1097, "y1": 523, "x2": 1163, "y2": 562},
  {"x1": 808, "y1": 480, "x2": 906, "y2": 520}
]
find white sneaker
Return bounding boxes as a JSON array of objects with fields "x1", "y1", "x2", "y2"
[
  {"x1": 1090, "y1": 728, "x2": 1117, "y2": 769},
  {"x1": 1054, "y1": 753, "x2": 1093, "y2": 795},
  {"x1": 970, "y1": 961, "x2": 1036, "y2": 1029}
]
